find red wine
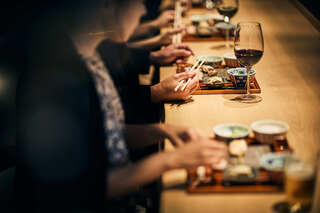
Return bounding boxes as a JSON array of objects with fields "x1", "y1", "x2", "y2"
[
  {"x1": 217, "y1": 6, "x2": 238, "y2": 18},
  {"x1": 234, "y1": 49, "x2": 263, "y2": 66}
]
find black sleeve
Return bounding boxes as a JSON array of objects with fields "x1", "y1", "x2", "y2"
[
  {"x1": 124, "y1": 47, "x2": 151, "y2": 75},
  {"x1": 15, "y1": 34, "x2": 107, "y2": 212}
]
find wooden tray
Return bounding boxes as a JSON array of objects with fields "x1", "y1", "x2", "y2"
[
  {"x1": 183, "y1": 33, "x2": 229, "y2": 42},
  {"x1": 177, "y1": 64, "x2": 261, "y2": 95},
  {"x1": 186, "y1": 137, "x2": 291, "y2": 193}
]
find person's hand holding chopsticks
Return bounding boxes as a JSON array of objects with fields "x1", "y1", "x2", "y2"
[{"x1": 150, "y1": 69, "x2": 199, "y2": 103}]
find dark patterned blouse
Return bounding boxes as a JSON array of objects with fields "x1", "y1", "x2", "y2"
[{"x1": 82, "y1": 54, "x2": 129, "y2": 167}]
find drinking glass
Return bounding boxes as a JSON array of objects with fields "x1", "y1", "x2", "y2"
[
  {"x1": 233, "y1": 22, "x2": 264, "y2": 103},
  {"x1": 284, "y1": 155, "x2": 316, "y2": 213},
  {"x1": 216, "y1": 0, "x2": 238, "y2": 48}
]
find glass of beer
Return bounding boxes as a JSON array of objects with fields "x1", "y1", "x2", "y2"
[{"x1": 284, "y1": 155, "x2": 316, "y2": 212}]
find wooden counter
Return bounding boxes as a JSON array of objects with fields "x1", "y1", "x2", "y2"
[{"x1": 159, "y1": 0, "x2": 320, "y2": 212}]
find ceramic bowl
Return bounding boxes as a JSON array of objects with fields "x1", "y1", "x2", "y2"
[
  {"x1": 215, "y1": 22, "x2": 236, "y2": 36},
  {"x1": 190, "y1": 15, "x2": 208, "y2": 26},
  {"x1": 227, "y1": 68, "x2": 256, "y2": 88},
  {"x1": 198, "y1": 55, "x2": 223, "y2": 67},
  {"x1": 223, "y1": 52, "x2": 241, "y2": 68},
  {"x1": 206, "y1": 13, "x2": 224, "y2": 25},
  {"x1": 213, "y1": 123, "x2": 250, "y2": 142},
  {"x1": 251, "y1": 120, "x2": 289, "y2": 144},
  {"x1": 260, "y1": 152, "x2": 291, "y2": 172},
  {"x1": 260, "y1": 152, "x2": 291, "y2": 184}
]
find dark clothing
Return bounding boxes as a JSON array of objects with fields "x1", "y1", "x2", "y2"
[
  {"x1": 16, "y1": 23, "x2": 107, "y2": 212},
  {"x1": 97, "y1": 40, "x2": 162, "y2": 124}
]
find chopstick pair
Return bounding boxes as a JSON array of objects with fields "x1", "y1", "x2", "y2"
[
  {"x1": 174, "y1": 57, "x2": 205, "y2": 92},
  {"x1": 172, "y1": 0, "x2": 182, "y2": 44}
]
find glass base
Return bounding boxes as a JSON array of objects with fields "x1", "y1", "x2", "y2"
[
  {"x1": 273, "y1": 201, "x2": 312, "y2": 213},
  {"x1": 231, "y1": 94, "x2": 263, "y2": 103}
]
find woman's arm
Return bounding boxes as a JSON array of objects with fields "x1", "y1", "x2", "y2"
[
  {"x1": 125, "y1": 122, "x2": 204, "y2": 149},
  {"x1": 128, "y1": 28, "x2": 184, "y2": 50},
  {"x1": 107, "y1": 137, "x2": 227, "y2": 198},
  {"x1": 130, "y1": 10, "x2": 175, "y2": 40}
]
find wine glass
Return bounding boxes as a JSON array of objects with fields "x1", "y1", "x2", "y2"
[
  {"x1": 233, "y1": 22, "x2": 264, "y2": 103},
  {"x1": 216, "y1": 0, "x2": 238, "y2": 48}
]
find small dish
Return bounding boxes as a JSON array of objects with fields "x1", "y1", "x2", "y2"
[
  {"x1": 202, "y1": 76, "x2": 225, "y2": 88},
  {"x1": 190, "y1": 15, "x2": 208, "y2": 26},
  {"x1": 198, "y1": 55, "x2": 223, "y2": 67},
  {"x1": 260, "y1": 152, "x2": 291, "y2": 172},
  {"x1": 227, "y1": 68, "x2": 256, "y2": 88},
  {"x1": 223, "y1": 165, "x2": 258, "y2": 184},
  {"x1": 223, "y1": 52, "x2": 241, "y2": 68},
  {"x1": 196, "y1": 26, "x2": 214, "y2": 37},
  {"x1": 206, "y1": 13, "x2": 224, "y2": 26},
  {"x1": 260, "y1": 152, "x2": 291, "y2": 184},
  {"x1": 213, "y1": 123, "x2": 250, "y2": 141},
  {"x1": 215, "y1": 22, "x2": 236, "y2": 36},
  {"x1": 251, "y1": 120, "x2": 289, "y2": 144}
]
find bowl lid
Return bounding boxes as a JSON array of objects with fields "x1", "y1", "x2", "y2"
[
  {"x1": 251, "y1": 120, "x2": 289, "y2": 135},
  {"x1": 213, "y1": 123, "x2": 250, "y2": 139}
]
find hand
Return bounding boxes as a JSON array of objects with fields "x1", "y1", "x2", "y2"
[
  {"x1": 150, "y1": 44, "x2": 194, "y2": 65},
  {"x1": 150, "y1": 70, "x2": 199, "y2": 103},
  {"x1": 168, "y1": 137, "x2": 228, "y2": 169},
  {"x1": 157, "y1": 27, "x2": 186, "y2": 46},
  {"x1": 181, "y1": 0, "x2": 191, "y2": 14},
  {"x1": 154, "y1": 10, "x2": 175, "y2": 28},
  {"x1": 157, "y1": 124, "x2": 205, "y2": 147}
]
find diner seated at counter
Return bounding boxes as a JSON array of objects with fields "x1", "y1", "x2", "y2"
[{"x1": 15, "y1": 0, "x2": 228, "y2": 212}]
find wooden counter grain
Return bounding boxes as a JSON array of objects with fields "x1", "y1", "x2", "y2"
[{"x1": 159, "y1": 0, "x2": 320, "y2": 213}]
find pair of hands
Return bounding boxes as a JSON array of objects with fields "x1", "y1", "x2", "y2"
[
  {"x1": 158, "y1": 124, "x2": 228, "y2": 169},
  {"x1": 150, "y1": 44, "x2": 197, "y2": 103},
  {"x1": 151, "y1": 69, "x2": 199, "y2": 103}
]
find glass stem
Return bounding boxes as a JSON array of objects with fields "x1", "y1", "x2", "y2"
[{"x1": 246, "y1": 66, "x2": 251, "y2": 96}]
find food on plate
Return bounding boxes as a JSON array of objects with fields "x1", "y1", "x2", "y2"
[
  {"x1": 197, "y1": 26, "x2": 212, "y2": 36},
  {"x1": 200, "y1": 65, "x2": 214, "y2": 73},
  {"x1": 200, "y1": 65, "x2": 218, "y2": 76},
  {"x1": 207, "y1": 70, "x2": 218, "y2": 76},
  {"x1": 196, "y1": 166, "x2": 213, "y2": 183},
  {"x1": 228, "y1": 165, "x2": 254, "y2": 178},
  {"x1": 229, "y1": 139, "x2": 248, "y2": 156},
  {"x1": 207, "y1": 76, "x2": 222, "y2": 85},
  {"x1": 199, "y1": 21, "x2": 210, "y2": 28}
]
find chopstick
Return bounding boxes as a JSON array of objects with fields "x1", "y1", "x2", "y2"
[
  {"x1": 180, "y1": 58, "x2": 205, "y2": 91},
  {"x1": 172, "y1": 0, "x2": 182, "y2": 44},
  {"x1": 174, "y1": 57, "x2": 201, "y2": 92},
  {"x1": 174, "y1": 57, "x2": 205, "y2": 92}
]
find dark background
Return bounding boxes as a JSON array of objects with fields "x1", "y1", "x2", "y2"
[{"x1": 297, "y1": 0, "x2": 320, "y2": 20}]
